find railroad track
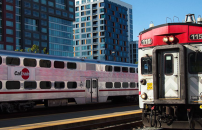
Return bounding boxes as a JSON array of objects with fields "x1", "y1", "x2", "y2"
[{"x1": 0, "y1": 102, "x2": 137, "y2": 120}]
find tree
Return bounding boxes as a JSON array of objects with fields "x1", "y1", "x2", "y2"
[{"x1": 15, "y1": 45, "x2": 48, "y2": 54}]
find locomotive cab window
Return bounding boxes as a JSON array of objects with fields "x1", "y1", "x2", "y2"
[
  {"x1": 165, "y1": 55, "x2": 173, "y2": 75},
  {"x1": 40, "y1": 60, "x2": 51, "y2": 68},
  {"x1": 189, "y1": 52, "x2": 202, "y2": 73},
  {"x1": 141, "y1": 57, "x2": 152, "y2": 75},
  {"x1": 6, "y1": 57, "x2": 20, "y2": 66},
  {"x1": 24, "y1": 58, "x2": 36, "y2": 67},
  {"x1": 0, "y1": 81, "x2": 2, "y2": 89},
  {"x1": 67, "y1": 62, "x2": 77, "y2": 69}
]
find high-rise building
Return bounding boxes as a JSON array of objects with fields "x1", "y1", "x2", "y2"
[
  {"x1": 73, "y1": 0, "x2": 132, "y2": 62},
  {"x1": 0, "y1": 0, "x2": 75, "y2": 57},
  {"x1": 129, "y1": 40, "x2": 138, "y2": 64}
]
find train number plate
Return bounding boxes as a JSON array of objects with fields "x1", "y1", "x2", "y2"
[
  {"x1": 200, "y1": 105, "x2": 202, "y2": 109},
  {"x1": 147, "y1": 83, "x2": 153, "y2": 90}
]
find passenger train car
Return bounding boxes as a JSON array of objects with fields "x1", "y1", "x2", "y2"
[
  {"x1": 0, "y1": 50, "x2": 138, "y2": 113},
  {"x1": 139, "y1": 14, "x2": 202, "y2": 129}
]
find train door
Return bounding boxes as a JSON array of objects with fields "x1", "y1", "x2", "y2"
[
  {"x1": 158, "y1": 50, "x2": 180, "y2": 99},
  {"x1": 85, "y1": 79, "x2": 98, "y2": 103}
]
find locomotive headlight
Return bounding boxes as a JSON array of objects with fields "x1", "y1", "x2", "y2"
[
  {"x1": 141, "y1": 93, "x2": 147, "y2": 100},
  {"x1": 163, "y1": 37, "x2": 169, "y2": 43},
  {"x1": 169, "y1": 36, "x2": 175, "y2": 42}
]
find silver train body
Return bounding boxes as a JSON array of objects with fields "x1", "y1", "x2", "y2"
[{"x1": 0, "y1": 50, "x2": 138, "y2": 112}]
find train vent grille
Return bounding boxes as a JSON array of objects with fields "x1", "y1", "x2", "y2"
[{"x1": 86, "y1": 64, "x2": 96, "y2": 70}]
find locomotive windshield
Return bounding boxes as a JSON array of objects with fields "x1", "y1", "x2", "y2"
[
  {"x1": 141, "y1": 57, "x2": 152, "y2": 75},
  {"x1": 189, "y1": 52, "x2": 202, "y2": 73}
]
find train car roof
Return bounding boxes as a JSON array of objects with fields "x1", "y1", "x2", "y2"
[{"x1": 0, "y1": 50, "x2": 137, "y2": 67}]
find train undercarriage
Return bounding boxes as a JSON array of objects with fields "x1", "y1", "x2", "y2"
[{"x1": 142, "y1": 104, "x2": 202, "y2": 129}]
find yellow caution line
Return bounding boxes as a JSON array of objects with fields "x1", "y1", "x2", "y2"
[{"x1": 0, "y1": 109, "x2": 142, "y2": 130}]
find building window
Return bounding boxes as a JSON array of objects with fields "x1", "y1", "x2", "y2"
[
  {"x1": 6, "y1": 37, "x2": 13, "y2": 43},
  {"x1": 33, "y1": 11, "x2": 39, "y2": 17},
  {"x1": 25, "y1": 32, "x2": 31, "y2": 38},
  {"x1": 56, "y1": 10, "x2": 61, "y2": 15},
  {"x1": 41, "y1": 20, "x2": 47, "y2": 26},
  {"x1": 6, "y1": 45, "x2": 13, "y2": 51},
  {"x1": 69, "y1": 7, "x2": 73, "y2": 12},
  {"x1": 6, "y1": 13, "x2": 13, "y2": 19},
  {"x1": 41, "y1": 35, "x2": 47, "y2": 40},
  {"x1": 49, "y1": 8, "x2": 54, "y2": 14},
  {"x1": 6, "y1": 5, "x2": 13, "y2": 11},
  {"x1": 48, "y1": 1, "x2": 54, "y2": 7},
  {"x1": 6, "y1": 29, "x2": 13, "y2": 35},
  {"x1": 76, "y1": 1, "x2": 79, "y2": 5},
  {"x1": 24, "y1": 9, "x2": 31, "y2": 15},
  {"x1": 33, "y1": 40, "x2": 39, "y2": 45},
  {"x1": 6, "y1": 0, "x2": 13, "y2": 3},
  {"x1": 33, "y1": 33, "x2": 39, "y2": 39},
  {"x1": 63, "y1": 12, "x2": 68, "y2": 17},
  {"x1": 41, "y1": 13, "x2": 47, "y2": 19},
  {"x1": 41, "y1": 6, "x2": 47, "y2": 12},
  {"x1": 41, "y1": 28, "x2": 47, "y2": 33},
  {"x1": 86, "y1": 4, "x2": 90, "y2": 9},
  {"x1": 41, "y1": 42, "x2": 47, "y2": 47},
  {"x1": 25, "y1": 39, "x2": 31, "y2": 45},
  {"x1": 81, "y1": 6, "x2": 84, "y2": 10},
  {"x1": 76, "y1": 7, "x2": 79, "y2": 11},
  {"x1": 33, "y1": 4, "x2": 39, "y2": 10},
  {"x1": 33, "y1": 0, "x2": 39, "y2": 2},
  {"x1": 41, "y1": 0, "x2": 46, "y2": 5}
]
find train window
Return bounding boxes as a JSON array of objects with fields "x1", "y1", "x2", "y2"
[
  {"x1": 114, "y1": 82, "x2": 121, "y2": 88},
  {"x1": 136, "y1": 83, "x2": 139, "y2": 88},
  {"x1": 67, "y1": 82, "x2": 77, "y2": 88},
  {"x1": 67, "y1": 62, "x2": 77, "y2": 69},
  {"x1": 141, "y1": 57, "x2": 152, "y2": 75},
  {"x1": 24, "y1": 58, "x2": 36, "y2": 67},
  {"x1": 122, "y1": 67, "x2": 128, "y2": 73},
  {"x1": 54, "y1": 61, "x2": 64, "y2": 69},
  {"x1": 86, "y1": 80, "x2": 90, "y2": 88},
  {"x1": 40, "y1": 81, "x2": 51, "y2": 89},
  {"x1": 122, "y1": 82, "x2": 128, "y2": 88},
  {"x1": 136, "y1": 68, "x2": 138, "y2": 73},
  {"x1": 189, "y1": 52, "x2": 202, "y2": 73},
  {"x1": 0, "y1": 56, "x2": 2, "y2": 65},
  {"x1": 0, "y1": 81, "x2": 2, "y2": 89},
  {"x1": 24, "y1": 81, "x2": 37, "y2": 89},
  {"x1": 54, "y1": 82, "x2": 65, "y2": 89},
  {"x1": 114, "y1": 66, "x2": 121, "y2": 72},
  {"x1": 6, "y1": 81, "x2": 20, "y2": 89},
  {"x1": 165, "y1": 55, "x2": 173, "y2": 75},
  {"x1": 40, "y1": 60, "x2": 51, "y2": 68},
  {"x1": 130, "y1": 82, "x2": 136, "y2": 88},
  {"x1": 6, "y1": 57, "x2": 20, "y2": 66},
  {"x1": 130, "y1": 68, "x2": 135, "y2": 73},
  {"x1": 106, "y1": 82, "x2": 113, "y2": 88},
  {"x1": 105, "y1": 65, "x2": 112, "y2": 72}
]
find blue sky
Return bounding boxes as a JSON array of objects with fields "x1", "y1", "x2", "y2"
[{"x1": 122, "y1": 0, "x2": 202, "y2": 40}]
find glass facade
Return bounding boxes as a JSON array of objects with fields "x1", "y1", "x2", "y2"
[
  {"x1": 73, "y1": 0, "x2": 132, "y2": 62},
  {"x1": 129, "y1": 41, "x2": 138, "y2": 64},
  {"x1": 49, "y1": 16, "x2": 73, "y2": 57},
  {"x1": 0, "y1": 0, "x2": 75, "y2": 55}
]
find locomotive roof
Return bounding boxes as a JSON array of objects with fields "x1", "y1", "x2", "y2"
[
  {"x1": 1, "y1": 50, "x2": 137, "y2": 67},
  {"x1": 139, "y1": 22, "x2": 202, "y2": 35}
]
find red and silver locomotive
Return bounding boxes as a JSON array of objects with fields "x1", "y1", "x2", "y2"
[
  {"x1": 0, "y1": 50, "x2": 138, "y2": 113},
  {"x1": 139, "y1": 14, "x2": 202, "y2": 129}
]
